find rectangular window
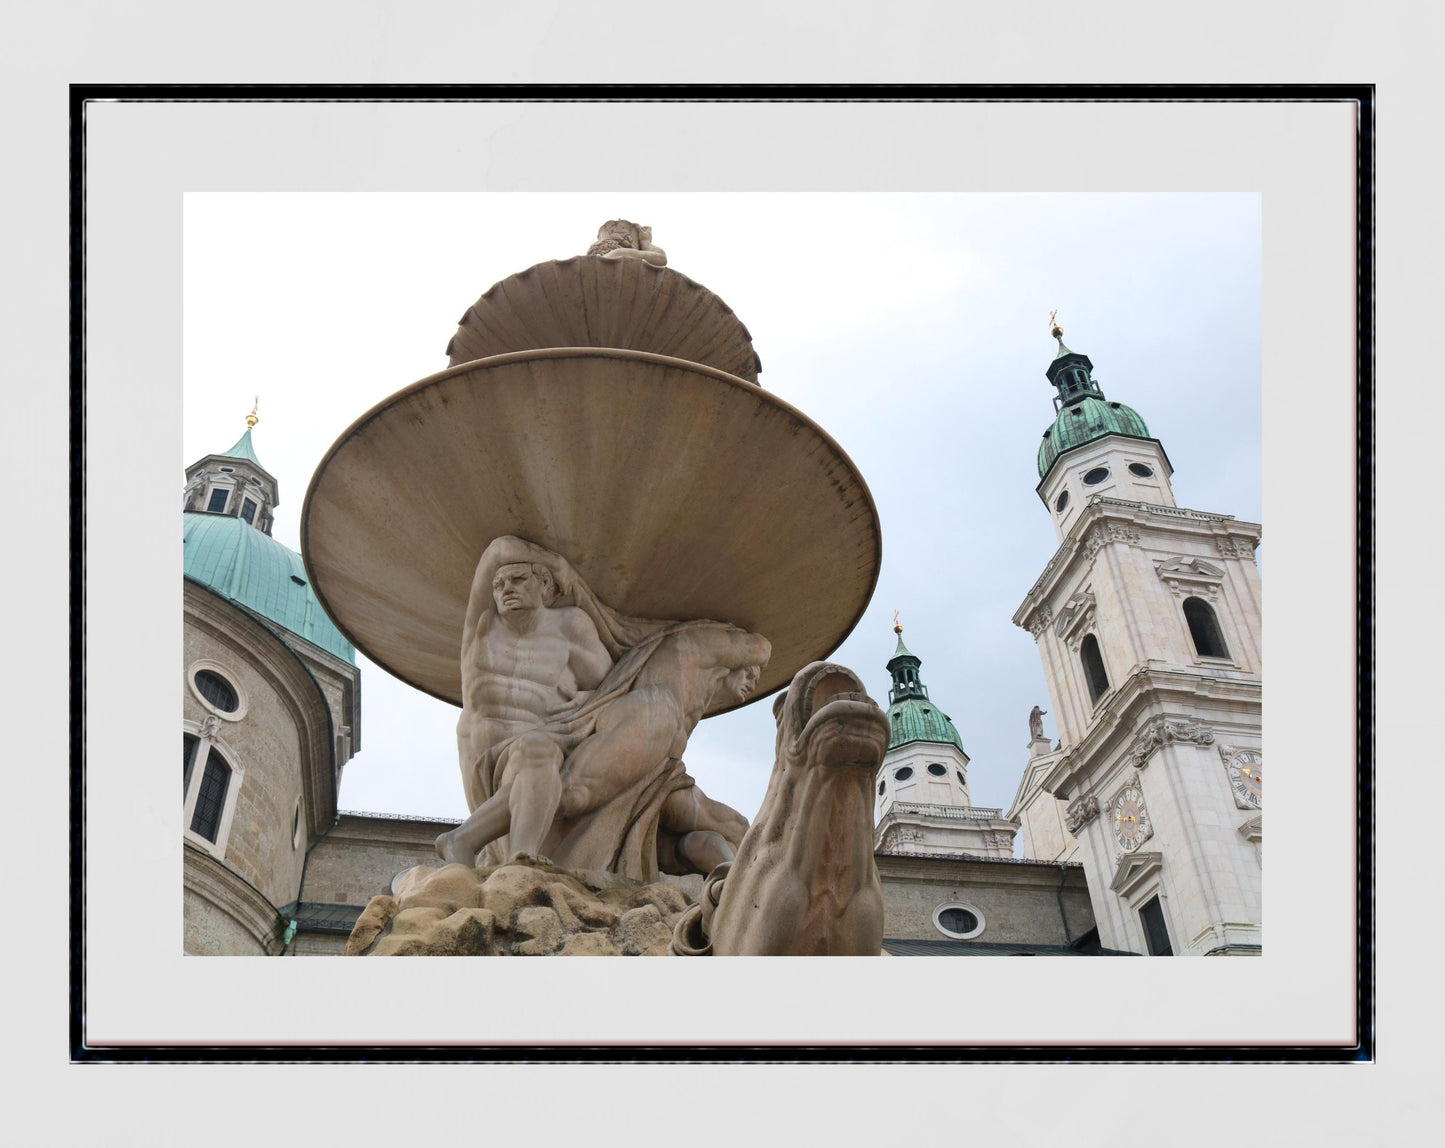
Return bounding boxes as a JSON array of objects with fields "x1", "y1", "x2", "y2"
[
  {"x1": 240, "y1": 498, "x2": 258, "y2": 524},
  {"x1": 1139, "y1": 895, "x2": 1173, "y2": 956},
  {"x1": 206, "y1": 488, "x2": 229, "y2": 513}
]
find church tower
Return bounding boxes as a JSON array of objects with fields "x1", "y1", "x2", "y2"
[
  {"x1": 1011, "y1": 319, "x2": 1262, "y2": 956},
  {"x1": 874, "y1": 622, "x2": 1017, "y2": 860}
]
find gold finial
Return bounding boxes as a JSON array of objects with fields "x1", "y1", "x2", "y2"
[
  {"x1": 1049, "y1": 310, "x2": 1064, "y2": 340},
  {"x1": 245, "y1": 396, "x2": 259, "y2": 429},
  {"x1": 892, "y1": 609, "x2": 902, "y2": 635}
]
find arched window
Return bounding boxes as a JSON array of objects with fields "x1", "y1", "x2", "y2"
[
  {"x1": 183, "y1": 726, "x2": 241, "y2": 852},
  {"x1": 1183, "y1": 597, "x2": 1230, "y2": 659},
  {"x1": 1080, "y1": 634, "x2": 1110, "y2": 704}
]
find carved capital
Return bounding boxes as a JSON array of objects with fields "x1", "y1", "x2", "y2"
[
  {"x1": 1128, "y1": 715, "x2": 1215, "y2": 769},
  {"x1": 1215, "y1": 535, "x2": 1257, "y2": 559},
  {"x1": 1026, "y1": 605, "x2": 1054, "y2": 639},
  {"x1": 1064, "y1": 794, "x2": 1099, "y2": 833},
  {"x1": 1083, "y1": 521, "x2": 1141, "y2": 563}
]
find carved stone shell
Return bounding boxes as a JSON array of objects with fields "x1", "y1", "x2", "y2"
[{"x1": 445, "y1": 256, "x2": 763, "y2": 384}]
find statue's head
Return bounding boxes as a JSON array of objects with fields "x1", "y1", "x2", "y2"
[
  {"x1": 492, "y1": 562, "x2": 557, "y2": 614},
  {"x1": 715, "y1": 664, "x2": 762, "y2": 706}
]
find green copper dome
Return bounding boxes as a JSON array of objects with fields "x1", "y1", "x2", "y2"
[
  {"x1": 184, "y1": 512, "x2": 355, "y2": 663},
  {"x1": 885, "y1": 631, "x2": 964, "y2": 753},
  {"x1": 1036, "y1": 333, "x2": 1153, "y2": 479},
  {"x1": 1037, "y1": 395, "x2": 1151, "y2": 477}
]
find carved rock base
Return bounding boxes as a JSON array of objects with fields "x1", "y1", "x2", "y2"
[{"x1": 345, "y1": 857, "x2": 699, "y2": 957}]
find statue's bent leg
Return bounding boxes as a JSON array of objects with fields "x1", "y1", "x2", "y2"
[
  {"x1": 675, "y1": 830, "x2": 735, "y2": 874},
  {"x1": 660, "y1": 784, "x2": 750, "y2": 849},
  {"x1": 555, "y1": 690, "x2": 682, "y2": 819},
  {"x1": 503, "y1": 733, "x2": 566, "y2": 859},
  {"x1": 435, "y1": 781, "x2": 513, "y2": 867}
]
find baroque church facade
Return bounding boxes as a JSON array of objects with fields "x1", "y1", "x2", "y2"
[{"x1": 180, "y1": 329, "x2": 1260, "y2": 958}]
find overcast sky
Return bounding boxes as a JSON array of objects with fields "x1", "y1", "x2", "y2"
[{"x1": 183, "y1": 192, "x2": 1260, "y2": 837}]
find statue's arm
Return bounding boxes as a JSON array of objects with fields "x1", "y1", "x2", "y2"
[
  {"x1": 561, "y1": 607, "x2": 615, "y2": 690},
  {"x1": 699, "y1": 625, "x2": 771, "y2": 671}
]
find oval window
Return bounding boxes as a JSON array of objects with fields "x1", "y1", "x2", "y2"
[
  {"x1": 1128, "y1": 462, "x2": 1154, "y2": 477},
  {"x1": 927, "y1": 763, "x2": 947, "y2": 777},
  {"x1": 934, "y1": 904, "x2": 985, "y2": 939},
  {"x1": 895, "y1": 766, "x2": 914, "y2": 782},
  {"x1": 878, "y1": 779, "x2": 886, "y2": 796},
  {"x1": 1083, "y1": 467, "x2": 1110, "y2": 486},
  {"x1": 1054, "y1": 489, "x2": 1070, "y2": 512},
  {"x1": 194, "y1": 669, "x2": 239, "y2": 713},
  {"x1": 956, "y1": 770, "x2": 966, "y2": 787}
]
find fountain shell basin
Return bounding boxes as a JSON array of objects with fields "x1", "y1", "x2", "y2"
[{"x1": 300, "y1": 347, "x2": 881, "y2": 715}]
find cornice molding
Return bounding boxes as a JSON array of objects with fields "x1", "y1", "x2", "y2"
[
  {"x1": 1014, "y1": 500, "x2": 1262, "y2": 633},
  {"x1": 1128, "y1": 715, "x2": 1216, "y2": 769},
  {"x1": 1041, "y1": 665, "x2": 1260, "y2": 798},
  {"x1": 184, "y1": 843, "x2": 286, "y2": 954}
]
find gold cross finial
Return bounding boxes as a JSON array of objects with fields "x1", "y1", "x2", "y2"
[
  {"x1": 1049, "y1": 310, "x2": 1063, "y2": 339},
  {"x1": 892, "y1": 610, "x2": 902, "y2": 634},
  {"x1": 245, "y1": 396, "x2": 259, "y2": 429}
]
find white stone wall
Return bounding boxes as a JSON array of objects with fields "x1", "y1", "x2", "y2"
[
  {"x1": 1038, "y1": 435, "x2": 1177, "y2": 544},
  {"x1": 1017, "y1": 496, "x2": 1262, "y2": 956}
]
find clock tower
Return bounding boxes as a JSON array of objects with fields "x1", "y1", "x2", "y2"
[{"x1": 1011, "y1": 320, "x2": 1263, "y2": 956}]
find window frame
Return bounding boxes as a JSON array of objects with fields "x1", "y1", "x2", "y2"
[
  {"x1": 1181, "y1": 596, "x2": 1232, "y2": 661},
  {"x1": 933, "y1": 902, "x2": 986, "y2": 940},
  {"x1": 182, "y1": 718, "x2": 244, "y2": 859},
  {"x1": 187, "y1": 659, "x2": 248, "y2": 722},
  {"x1": 1080, "y1": 633, "x2": 1111, "y2": 706}
]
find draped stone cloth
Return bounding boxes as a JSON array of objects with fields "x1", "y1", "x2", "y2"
[{"x1": 459, "y1": 536, "x2": 720, "y2": 881}]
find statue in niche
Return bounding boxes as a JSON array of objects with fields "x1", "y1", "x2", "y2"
[
  {"x1": 1029, "y1": 705, "x2": 1048, "y2": 741},
  {"x1": 434, "y1": 536, "x2": 768, "y2": 881},
  {"x1": 586, "y1": 219, "x2": 668, "y2": 266}
]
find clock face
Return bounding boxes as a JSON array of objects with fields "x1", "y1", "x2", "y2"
[
  {"x1": 1228, "y1": 750, "x2": 1263, "y2": 809},
  {"x1": 1111, "y1": 784, "x2": 1151, "y2": 852}
]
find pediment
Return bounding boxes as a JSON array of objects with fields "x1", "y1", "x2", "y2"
[
  {"x1": 1156, "y1": 556, "x2": 1224, "y2": 580},
  {"x1": 1054, "y1": 589, "x2": 1096, "y2": 640},
  {"x1": 1110, "y1": 849, "x2": 1163, "y2": 896}
]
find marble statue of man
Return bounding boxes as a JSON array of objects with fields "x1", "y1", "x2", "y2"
[
  {"x1": 1029, "y1": 705, "x2": 1047, "y2": 741},
  {"x1": 437, "y1": 536, "x2": 767, "y2": 880}
]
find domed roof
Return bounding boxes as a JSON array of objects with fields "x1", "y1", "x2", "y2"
[
  {"x1": 1037, "y1": 395, "x2": 1151, "y2": 478},
  {"x1": 184, "y1": 512, "x2": 354, "y2": 663},
  {"x1": 887, "y1": 695, "x2": 965, "y2": 753},
  {"x1": 884, "y1": 631, "x2": 965, "y2": 753}
]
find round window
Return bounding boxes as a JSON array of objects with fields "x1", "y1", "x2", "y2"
[
  {"x1": 194, "y1": 669, "x2": 239, "y2": 713},
  {"x1": 895, "y1": 766, "x2": 914, "y2": 782},
  {"x1": 1083, "y1": 467, "x2": 1110, "y2": 486},
  {"x1": 927, "y1": 763, "x2": 947, "y2": 777},
  {"x1": 1128, "y1": 462, "x2": 1154, "y2": 478},
  {"x1": 1054, "y1": 489, "x2": 1070, "y2": 512},
  {"x1": 933, "y1": 903, "x2": 985, "y2": 939}
]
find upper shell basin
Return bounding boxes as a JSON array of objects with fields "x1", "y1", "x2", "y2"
[{"x1": 445, "y1": 256, "x2": 763, "y2": 384}]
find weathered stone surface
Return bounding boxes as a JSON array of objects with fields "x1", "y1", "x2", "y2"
[
  {"x1": 611, "y1": 904, "x2": 672, "y2": 956},
  {"x1": 344, "y1": 894, "x2": 398, "y2": 956},
  {"x1": 512, "y1": 906, "x2": 564, "y2": 955},
  {"x1": 560, "y1": 933, "x2": 619, "y2": 956},
  {"x1": 349, "y1": 856, "x2": 695, "y2": 957}
]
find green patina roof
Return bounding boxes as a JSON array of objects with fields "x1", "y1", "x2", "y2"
[
  {"x1": 183, "y1": 511, "x2": 354, "y2": 663},
  {"x1": 887, "y1": 696, "x2": 965, "y2": 752},
  {"x1": 885, "y1": 631, "x2": 965, "y2": 753},
  {"x1": 1037, "y1": 395, "x2": 1152, "y2": 478},
  {"x1": 219, "y1": 428, "x2": 264, "y2": 468}
]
